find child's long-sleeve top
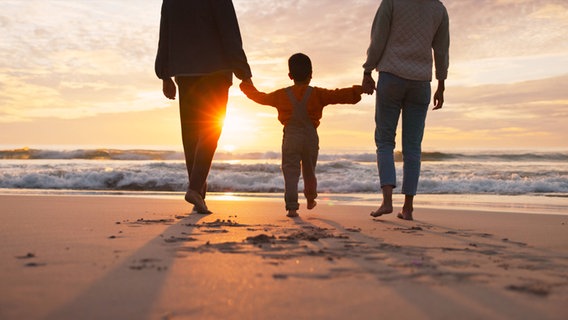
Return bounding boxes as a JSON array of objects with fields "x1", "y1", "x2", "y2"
[{"x1": 240, "y1": 83, "x2": 362, "y2": 128}]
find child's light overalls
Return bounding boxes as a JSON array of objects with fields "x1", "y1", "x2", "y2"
[{"x1": 282, "y1": 86, "x2": 319, "y2": 211}]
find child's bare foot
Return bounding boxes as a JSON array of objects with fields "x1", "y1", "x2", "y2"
[
  {"x1": 286, "y1": 210, "x2": 299, "y2": 218},
  {"x1": 307, "y1": 199, "x2": 317, "y2": 210},
  {"x1": 370, "y1": 205, "x2": 393, "y2": 217},
  {"x1": 396, "y1": 206, "x2": 413, "y2": 220}
]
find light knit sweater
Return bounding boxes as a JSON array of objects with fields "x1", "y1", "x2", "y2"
[{"x1": 363, "y1": 0, "x2": 449, "y2": 81}]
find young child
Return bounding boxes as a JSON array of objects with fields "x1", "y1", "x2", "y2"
[{"x1": 240, "y1": 53, "x2": 363, "y2": 217}]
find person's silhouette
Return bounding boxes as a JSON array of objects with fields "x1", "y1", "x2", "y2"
[{"x1": 155, "y1": 0, "x2": 252, "y2": 213}]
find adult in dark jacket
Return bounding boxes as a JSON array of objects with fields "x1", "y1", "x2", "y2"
[{"x1": 155, "y1": 0, "x2": 252, "y2": 213}]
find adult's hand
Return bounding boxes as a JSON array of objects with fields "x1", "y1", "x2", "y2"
[
  {"x1": 362, "y1": 73, "x2": 375, "y2": 95},
  {"x1": 241, "y1": 77, "x2": 253, "y2": 85},
  {"x1": 162, "y1": 78, "x2": 176, "y2": 100},
  {"x1": 433, "y1": 80, "x2": 445, "y2": 110}
]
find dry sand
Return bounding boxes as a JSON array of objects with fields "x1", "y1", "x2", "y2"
[{"x1": 0, "y1": 194, "x2": 567, "y2": 320}]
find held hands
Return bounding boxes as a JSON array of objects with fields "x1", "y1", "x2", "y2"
[
  {"x1": 239, "y1": 77, "x2": 254, "y2": 91},
  {"x1": 353, "y1": 85, "x2": 364, "y2": 96},
  {"x1": 362, "y1": 73, "x2": 375, "y2": 95},
  {"x1": 162, "y1": 78, "x2": 176, "y2": 100}
]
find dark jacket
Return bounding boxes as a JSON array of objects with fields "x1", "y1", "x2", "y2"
[{"x1": 155, "y1": 0, "x2": 252, "y2": 81}]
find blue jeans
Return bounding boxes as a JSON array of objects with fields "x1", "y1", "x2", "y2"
[{"x1": 375, "y1": 72, "x2": 431, "y2": 196}]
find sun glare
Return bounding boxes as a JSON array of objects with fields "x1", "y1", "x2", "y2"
[
  {"x1": 220, "y1": 114, "x2": 243, "y2": 133},
  {"x1": 220, "y1": 144, "x2": 237, "y2": 152},
  {"x1": 218, "y1": 107, "x2": 258, "y2": 152}
]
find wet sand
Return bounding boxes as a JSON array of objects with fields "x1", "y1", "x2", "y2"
[{"x1": 0, "y1": 194, "x2": 567, "y2": 320}]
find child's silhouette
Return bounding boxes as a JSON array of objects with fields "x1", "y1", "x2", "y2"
[{"x1": 240, "y1": 53, "x2": 363, "y2": 217}]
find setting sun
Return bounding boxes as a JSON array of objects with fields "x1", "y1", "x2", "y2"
[{"x1": 217, "y1": 102, "x2": 261, "y2": 152}]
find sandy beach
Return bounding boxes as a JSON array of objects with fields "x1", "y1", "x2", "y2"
[{"x1": 0, "y1": 194, "x2": 567, "y2": 320}]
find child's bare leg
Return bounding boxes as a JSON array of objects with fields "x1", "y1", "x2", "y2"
[
  {"x1": 287, "y1": 209, "x2": 299, "y2": 218},
  {"x1": 371, "y1": 185, "x2": 394, "y2": 217},
  {"x1": 302, "y1": 156, "x2": 318, "y2": 211},
  {"x1": 397, "y1": 194, "x2": 414, "y2": 221}
]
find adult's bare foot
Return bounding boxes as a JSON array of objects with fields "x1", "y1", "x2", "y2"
[
  {"x1": 190, "y1": 205, "x2": 211, "y2": 214},
  {"x1": 287, "y1": 210, "x2": 299, "y2": 218},
  {"x1": 370, "y1": 205, "x2": 393, "y2": 217},
  {"x1": 396, "y1": 206, "x2": 413, "y2": 220},
  {"x1": 185, "y1": 190, "x2": 211, "y2": 214}
]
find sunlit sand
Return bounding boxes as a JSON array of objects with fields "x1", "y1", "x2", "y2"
[{"x1": 1, "y1": 194, "x2": 567, "y2": 319}]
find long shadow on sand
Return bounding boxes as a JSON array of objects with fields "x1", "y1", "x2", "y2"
[
  {"x1": 48, "y1": 207, "x2": 566, "y2": 319},
  {"x1": 175, "y1": 210, "x2": 566, "y2": 319},
  {"x1": 315, "y1": 215, "x2": 568, "y2": 319},
  {"x1": 44, "y1": 212, "x2": 207, "y2": 320}
]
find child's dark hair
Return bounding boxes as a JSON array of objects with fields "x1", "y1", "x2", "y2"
[{"x1": 288, "y1": 53, "x2": 312, "y2": 82}]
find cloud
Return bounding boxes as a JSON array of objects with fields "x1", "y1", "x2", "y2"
[
  {"x1": 431, "y1": 74, "x2": 568, "y2": 145},
  {"x1": 446, "y1": 0, "x2": 568, "y2": 59},
  {"x1": 236, "y1": 0, "x2": 376, "y2": 85},
  {"x1": 450, "y1": 53, "x2": 568, "y2": 86},
  {"x1": 1, "y1": 0, "x2": 567, "y2": 150},
  {"x1": 0, "y1": 0, "x2": 161, "y2": 121}
]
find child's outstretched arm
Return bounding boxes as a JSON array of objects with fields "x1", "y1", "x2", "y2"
[
  {"x1": 353, "y1": 85, "x2": 363, "y2": 97},
  {"x1": 319, "y1": 85, "x2": 363, "y2": 106},
  {"x1": 239, "y1": 81, "x2": 276, "y2": 106}
]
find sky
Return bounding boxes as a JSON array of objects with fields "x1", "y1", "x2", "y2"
[{"x1": 1, "y1": 0, "x2": 567, "y2": 153}]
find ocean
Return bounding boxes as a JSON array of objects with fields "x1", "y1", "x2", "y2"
[{"x1": 1, "y1": 147, "x2": 567, "y2": 214}]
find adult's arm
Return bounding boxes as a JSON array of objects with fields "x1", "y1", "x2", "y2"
[
  {"x1": 432, "y1": 7, "x2": 450, "y2": 82},
  {"x1": 362, "y1": 0, "x2": 393, "y2": 73},
  {"x1": 214, "y1": 0, "x2": 252, "y2": 81},
  {"x1": 319, "y1": 86, "x2": 363, "y2": 106},
  {"x1": 155, "y1": 0, "x2": 170, "y2": 80},
  {"x1": 432, "y1": 7, "x2": 450, "y2": 110}
]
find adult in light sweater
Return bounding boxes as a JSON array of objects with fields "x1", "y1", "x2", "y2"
[
  {"x1": 362, "y1": 0, "x2": 450, "y2": 220},
  {"x1": 155, "y1": 0, "x2": 252, "y2": 214}
]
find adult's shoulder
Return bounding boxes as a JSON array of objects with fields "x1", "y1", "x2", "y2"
[
  {"x1": 428, "y1": 0, "x2": 449, "y2": 19},
  {"x1": 433, "y1": 0, "x2": 449, "y2": 10},
  {"x1": 162, "y1": 0, "x2": 211, "y2": 14}
]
